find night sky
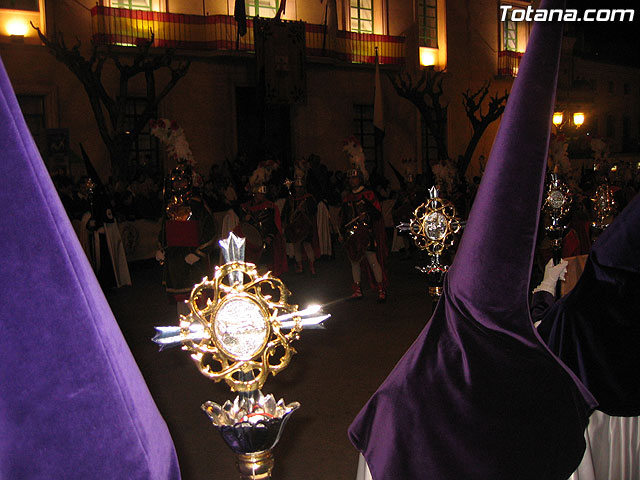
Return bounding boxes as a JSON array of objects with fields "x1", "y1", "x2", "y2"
[{"x1": 565, "y1": 0, "x2": 640, "y2": 66}]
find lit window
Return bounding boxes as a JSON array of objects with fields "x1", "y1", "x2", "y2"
[
  {"x1": 418, "y1": 0, "x2": 437, "y2": 48},
  {"x1": 499, "y1": 3, "x2": 532, "y2": 53},
  {"x1": 350, "y1": 0, "x2": 373, "y2": 34},
  {"x1": 1, "y1": 0, "x2": 44, "y2": 42},
  {"x1": 498, "y1": 3, "x2": 530, "y2": 77},
  {"x1": 246, "y1": 0, "x2": 278, "y2": 18},
  {"x1": 502, "y1": 17, "x2": 517, "y2": 51},
  {"x1": 111, "y1": 0, "x2": 151, "y2": 11}
]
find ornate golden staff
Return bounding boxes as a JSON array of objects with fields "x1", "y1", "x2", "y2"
[
  {"x1": 591, "y1": 183, "x2": 616, "y2": 231},
  {"x1": 540, "y1": 171, "x2": 573, "y2": 297},
  {"x1": 153, "y1": 233, "x2": 329, "y2": 479},
  {"x1": 398, "y1": 186, "x2": 462, "y2": 298},
  {"x1": 543, "y1": 171, "x2": 572, "y2": 264}
]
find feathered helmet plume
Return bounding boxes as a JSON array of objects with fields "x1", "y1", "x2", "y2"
[
  {"x1": 343, "y1": 136, "x2": 368, "y2": 182},
  {"x1": 249, "y1": 160, "x2": 279, "y2": 194},
  {"x1": 150, "y1": 118, "x2": 194, "y2": 165},
  {"x1": 151, "y1": 119, "x2": 201, "y2": 213}
]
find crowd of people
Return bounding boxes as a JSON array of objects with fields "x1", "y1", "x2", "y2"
[
  {"x1": 155, "y1": 146, "x2": 395, "y2": 307},
  {"x1": 51, "y1": 169, "x2": 164, "y2": 223},
  {"x1": 51, "y1": 134, "x2": 640, "y2": 311}
]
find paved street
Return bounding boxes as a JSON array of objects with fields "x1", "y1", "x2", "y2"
[{"x1": 106, "y1": 247, "x2": 434, "y2": 480}]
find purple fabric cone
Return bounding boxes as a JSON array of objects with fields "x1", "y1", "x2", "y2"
[
  {"x1": 348, "y1": 1, "x2": 599, "y2": 478},
  {"x1": 538, "y1": 191, "x2": 640, "y2": 416},
  {"x1": 0, "y1": 57, "x2": 180, "y2": 479}
]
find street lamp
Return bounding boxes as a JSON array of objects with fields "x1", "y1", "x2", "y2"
[
  {"x1": 572, "y1": 112, "x2": 585, "y2": 127},
  {"x1": 552, "y1": 110, "x2": 589, "y2": 158},
  {"x1": 552, "y1": 112, "x2": 564, "y2": 127},
  {"x1": 552, "y1": 111, "x2": 585, "y2": 131}
]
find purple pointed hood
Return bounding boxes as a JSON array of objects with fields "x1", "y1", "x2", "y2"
[
  {"x1": 538, "y1": 190, "x2": 640, "y2": 416},
  {"x1": 349, "y1": 1, "x2": 598, "y2": 478},
  {"x1": 0, "y1": 57, "x2": 180, "y2": 479}
]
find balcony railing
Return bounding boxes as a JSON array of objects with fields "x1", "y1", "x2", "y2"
[
  {"x1": 91, "y1": 6, "x2": 405, "y2": 65},
  {"x1": 497, "y1": 50, "x2": 523, "y2": 77}
]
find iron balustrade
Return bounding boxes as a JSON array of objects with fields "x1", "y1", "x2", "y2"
[{"x1": 91, "y1": 6, "x2": 405, "y2": 65}]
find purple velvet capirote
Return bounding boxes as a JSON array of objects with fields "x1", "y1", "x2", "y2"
[
  {"x1": 0, "y1": 58, "x2": 180, "y2": 479},
  {"x1": 348, "y1": 1, "x2": 599, "y2": 479},
  {"x1": 538, "y1": 190, "x2": 640, "y2": 417}
]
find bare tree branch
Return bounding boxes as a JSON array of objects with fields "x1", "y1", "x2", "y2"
[
  {"x1": 459, "y1": 81, "x2": 509, "y2": 177},
  {"x1": 32, "y1": 23, "x2": 190, "y2": 180},
  {"x1": 388, "y1": 65, "x2": 508, "y2": 207},
  {"x1": 388, "y1": 68, "x2": 451, "y2": 185}
]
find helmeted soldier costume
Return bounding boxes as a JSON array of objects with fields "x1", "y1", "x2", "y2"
[
  {"x1": 234, "y1": 163, "x2": 288, "y2": 276},
  {"x1": 159, "y1": 161, "x2": 216, "y2": 313},
  {"x1": 340, "y1": 142, "x2": 388, "y2": 302},
  {"x1": 283, "y1": 164, "x2": 319, "y2": 274}
]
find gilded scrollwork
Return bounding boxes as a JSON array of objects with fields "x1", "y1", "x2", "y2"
[
  {"x1": 409, "y1": 187, "x2": 462, "y2": 256},
  {"x1": 179, "y1": 261, "x2": 301, "y2": 392}
]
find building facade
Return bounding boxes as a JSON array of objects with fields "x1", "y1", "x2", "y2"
[{"x1": 2, "y1": 0, "x2": 635, "y2": 187}]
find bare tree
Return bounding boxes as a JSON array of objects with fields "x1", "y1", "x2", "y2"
[
  {"x1": 460, "y1": 81, "x2": 508, "y2": 177},
  {"x1": 32, "y1": 24, "x2": 190, "y2": 180},
  {"x1": 388, "y1": 68, "x2": 449, "y2": 166},
  {"x1": 389, "y1": 69, "x2": 509, "y2": 185}
]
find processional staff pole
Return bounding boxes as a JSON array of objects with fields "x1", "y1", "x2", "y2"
[
  {"x1": 542, "y1": 171, "x2": 572, "y2": 295},
  {"x1": 152, "y1": 232, "x2": 329, "y2": 479}
]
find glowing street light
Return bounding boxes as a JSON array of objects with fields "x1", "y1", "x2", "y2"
[
  {"x1": 552, "y1": 112, "x2": 564, "y2": 127},
  {"x1": 552, "y1": 110, "x2": 585, "y2": 132},
  {"x1": 573, "y1": 112, "x2": 585, "y2": 128}
]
